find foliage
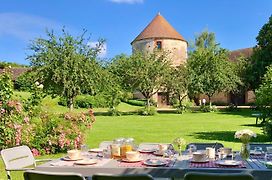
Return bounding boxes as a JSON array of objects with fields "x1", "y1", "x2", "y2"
[
  {"x1": 23, "y1": 82, "x2": 46, "y2": 117},
  {"x1": 167, "y1": 65, "x2": 188, "y2": 110},
  {"x1": 226, "y1": 103, "x2": 239, "y2": 112},
  {"x1": 107, "y1": 107, "x2": 121, "y2": 116},
  {"x1": 263, "y1": 119, "x2": 272, "y2": 140},
  {"x1": 255, "y1": 65, "x2": 272, "y2": 118},
  {"x1": 98, "y1": 69, "x2": 123, "y2": 109},
  {"x1": 188, "y1": 31, "x2": 240, "y2": 105},
  {"x1": 59, "y1": 95, "x2": 109, "y2": 108},
  {"x1": 249, "y1": 15, "x2": 272, "y2": 90},
  {"x1": 28, "y1": 29, "x2": 104, "y2": 110},
  {"x1": 199, "y1": 105, "x2": 217, "y2": 112},
  {"x1": 138, "y1": 106, "x2": 157, "y2": 116},
  {"x1": 14, "y1": 70, "x2": 37, "y2": 91},
  {"x1": 110, "y1": 51, "x2": 171, "y2": 108},
  {"x1": 125, "y1": 99, "x2": 146, "y2": 107},
  {"x1": 0, "y1": 67, "x2": 13, "y2": 104},
  {"x1": 0, "y1": 61, "x2": 27, "y2": 68}
]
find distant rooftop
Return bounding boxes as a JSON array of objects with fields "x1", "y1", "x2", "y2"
[
  {"x1": 131, "y1": 13, "x2": 186, "y2": 44},
  {"x1": 229, "y1": 47, "x2": 253, "y2": 61}
]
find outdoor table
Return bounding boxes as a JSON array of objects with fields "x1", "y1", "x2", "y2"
[{"x1": 36, "y1": 150, "x2": 272, "y2": 180}]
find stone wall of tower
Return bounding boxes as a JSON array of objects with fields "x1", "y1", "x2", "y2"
[{"x1": 132, "y1": 38, "x2": 187, "y2": 66}]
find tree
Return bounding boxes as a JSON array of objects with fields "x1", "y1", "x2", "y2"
[
  {"x1": 167, "y1": 65, "x2": 188, "y2": 109},
  {"x1": 188, "y1": 31, "x2": 240, "y2": 105},
  {"x1": 249, "y1": 15, "x2": 272, "y2": 90},
  {"x1": 28, "y1": 29, "x2": 104, "y2": 110},
  {"x1": 110, "y1": 51, "x2": 171, "y2": 108}
]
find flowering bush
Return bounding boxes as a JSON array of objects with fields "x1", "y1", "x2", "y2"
[{"x1": 234, "y1": 129, "x2": 257, "y2": 143}]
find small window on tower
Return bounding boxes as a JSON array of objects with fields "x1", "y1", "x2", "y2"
[{"x1": 156, "y1": 41, "x2": 162, "y2": 49}]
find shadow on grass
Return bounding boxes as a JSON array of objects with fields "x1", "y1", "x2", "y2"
[
  {"x1": 190, "y1": 131, "x2": 270, "y2": 143},
  {"x1": 241, "y1": 123, "x2": 264, "y2": 128}
]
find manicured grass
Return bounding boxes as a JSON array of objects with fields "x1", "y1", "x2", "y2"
[
  {"x1": 86, "y1": 110, "x2": 268, "y2": 150},
  {"x1": 2, "y1": 93, "x2": 269, "y2": 179}
]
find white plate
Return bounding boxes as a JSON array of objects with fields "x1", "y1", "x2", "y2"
[
  {"x1": 190, "y1": 159, "x2": 209, "y2": 163},
  {"x1": 153, "y1": 151, "x2": 167, "y2": 156},
  {"x1": 62, "y1": 156, "x2": 83, "y2": 161},
  {"x1": 138, "y1": 149, "x2": 156, "y2": 153},
  {"x1": 89, "y1": 148, "x2": 103, "y2": 153},
  {"x1": 143, "y1": 159, "x2": 167, "y2": 166},
  {"x1": 250, "y1": 150, "x2": 263, "y2": 155},
  {"x1": 121, "y1": 158, "x2": 143, "y2": 163},
  {"x1": 74, "y1": 159, "x2": 97, "y2": 165},
  {"x1": 216, "y1": 160, "x2": 241, "y2": 166}
]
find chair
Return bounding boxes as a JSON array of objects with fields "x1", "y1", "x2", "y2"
[
  {"x1": 184, "y1": 172, "x2": 254, "y2": 180},
  {"x1": 185, "y1": 143, "x2": 224, "y2": 151},
  {"x1": 138, "y1": 143, "x2": 174, "y2": 150},
  {"x1": 99, "y1": 141, "x2": 113, "y2": 149},
  {"x1": 1, "y1": 145, "x2": 51, "y2": 180},
  {"x1": 92, "y1": 174, "x2": 154, "y2": 180},
  {"x1": 250, "y1": 143, "x2": 272, "y2": 152},
  {"x1": 24, "y1": 170, "x2": 86, "y2": 180}
]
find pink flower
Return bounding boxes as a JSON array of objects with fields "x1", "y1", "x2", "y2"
[
  {"x1": 31, "y1": 148, "x2": 40, "y2": 156},
  {"x1": 24, "y1": 116, "x2": 30, "y2": 124}
]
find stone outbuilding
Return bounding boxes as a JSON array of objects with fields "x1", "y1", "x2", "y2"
[{"x1": 131, "y1": 13, "x2": 188, "y2": 107}]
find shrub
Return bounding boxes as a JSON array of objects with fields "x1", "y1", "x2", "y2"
[
  {"x1": 126, "y1": 99, "x2": 146, "y2": 106},
  {"x1": 58, "y1": 95, "x2": 109, "y2": 108},
  {"x1": 107, "y1": 107, "x2": 121, "y2": 116},
  {"x1": 199, "y1": 105, "x2": 217, "y2": 112},
  {"x1": 263, "y1": 119, "x2": 272, "y2": 140},
  {"x1": 138, "y1": 106, "x2": 157, "y2": 116},
  {"x1": 226, "y1": 103, "x2": 239, "y2": 112},
  {"x1": 14, "y1": 70, "x2": 35, "y2": 91}
]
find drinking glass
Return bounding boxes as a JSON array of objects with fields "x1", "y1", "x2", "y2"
[{"x1": 80, "y1": 144, "x2": 89, "y2": 157}]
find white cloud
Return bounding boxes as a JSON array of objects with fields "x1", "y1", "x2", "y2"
[
  {"x1": 0, "y1": 13, "x2": 62, "y2": 41},
  {"x1": 109, "y1": 0, "x2": 144, "y2": 4},
  {"x1": 88, "y1": 41, "x2": 107, "y2": 58}
]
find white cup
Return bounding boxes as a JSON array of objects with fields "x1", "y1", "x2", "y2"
[
  {"x1": 193, "y1": 152, "x2": 207, "y2": 161},
  {"x1": 67, "y1": 150, "x2": 81, "y2": 160},
  {"x1": 218, "y1": 147, "x2": 232, "y2": 156},
  {"x1": 126, "y1": 151, "x2": 140, "y2": 161},
  {"x1": 206, "y1": 147, "x2": 215, "y2": 159}
]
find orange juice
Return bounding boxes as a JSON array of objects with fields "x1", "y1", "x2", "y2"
[
  {"x1": 111, "y1": 144, "x2": 121, "y2": 159},
  {"x1": 121, "y1": 144, "x2": 133, "y2": 158}
]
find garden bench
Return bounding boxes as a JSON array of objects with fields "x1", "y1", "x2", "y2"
[{"x1": 252, "y1": 113, "x2": 266, "y2": 125}]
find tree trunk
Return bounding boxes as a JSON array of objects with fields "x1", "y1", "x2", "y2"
[
  {"x1": 146, "y1": 98, "x2": 150, "y2": 109},
  {"x1": 68, "y1": 97, "x2": 74, "y2": 111},
  {"x1": 178, "y1": 95, "x2": 182, "y2": 108},
  {"x1": 208, "y1": 95, "x2": 212, "y2": 107}
]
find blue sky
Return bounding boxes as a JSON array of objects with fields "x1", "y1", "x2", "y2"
[{"x1": 0, "y1": 0, "x2": 271, "y2": 64}]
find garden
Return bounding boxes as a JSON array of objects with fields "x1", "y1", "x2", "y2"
[{"x1": 1, "y1": 14, "x2": 272, "y2": 180}]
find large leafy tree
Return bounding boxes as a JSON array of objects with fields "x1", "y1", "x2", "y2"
[
  {"x1": 28, "y1": 29, "x2": 104, "y2": 110},
  {"x1": 110, "y1": 51, "x2": 171, "y2": 108},
  {"x1": 249, "y1": 15, "x2": 272, "y2": 90},
  {"x1": 167, "y1": 65, "x2": 188, "y2": 108},
  {"x1": 188, "y1": 31, "x2": 240, "y2": 105}
]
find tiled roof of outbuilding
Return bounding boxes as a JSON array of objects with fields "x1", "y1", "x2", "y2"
[{"x1": 131, "y1": 13, "x2": 186, "y2": 44}]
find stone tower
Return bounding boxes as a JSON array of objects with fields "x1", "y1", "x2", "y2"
[{"x1": 131, "y1": 13, "x2": 187, "y2": 66}]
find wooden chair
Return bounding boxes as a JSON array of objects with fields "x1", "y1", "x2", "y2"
[
  {"x1": 1, "y1": 145, "x2": 51, "y2": 180},
  {"x1": 24, "y1": 170, "x2": 86, "y2": 180},
  {"x1": 184, "y1": 172, "x2": 254, "y2": 180},
  {"x1": 92, "y1": 174, "x2": 154, "y2": 180},
  {"x1": 185, "y1": 143, "x2": 224, "y2": 151}
]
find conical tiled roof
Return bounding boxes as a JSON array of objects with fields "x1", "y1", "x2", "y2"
[{"x1": 131, "y1": 13, "x2": 186, "y2": 44}]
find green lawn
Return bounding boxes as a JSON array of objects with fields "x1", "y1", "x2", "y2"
[{"x1": 1, "y1": 94, "x2": 270, "y2": 179}]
